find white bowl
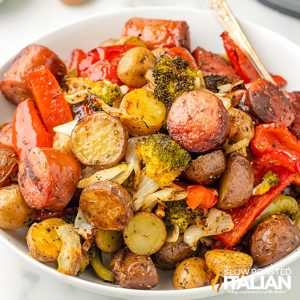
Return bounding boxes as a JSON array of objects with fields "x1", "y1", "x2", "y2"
[{"x1": 1, "y1": 7, "x2": 300, "y2": 300}]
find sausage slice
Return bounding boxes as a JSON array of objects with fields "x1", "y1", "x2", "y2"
[
  {"x1": 192, "y1": 47, "x2": 240, "y2": 82},
  {"x1": 247, "y1": 78, "x2": 294, "y2": 127},
  {"x1": 167, "y1": 90, "x2": 229, "y2": 153},
  {"x1": 289, "y1": 91, "x2": 300, "y2": 138},
  {"x1": 18, "y1": 147, "x2": 80, "y2": 211},
  {"x1": 0, "y1": 44, "x2": 66, "y2": 105},
  {"x1": 122, "y1": 18, "x2": 190, "y2": 50}
]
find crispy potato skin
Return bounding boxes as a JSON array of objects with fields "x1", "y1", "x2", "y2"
[
  {"x1": 0, "y1": 44, "x2": 66, "y2": 105},
  {"x1": 80, "y1": 181, "x2": 133, "y2": 231},
  {"x1": 250, "y1": 214, "x2": 300, "y2": 267},
  {"x1": 218, "y1": 155, "x2": 254, "y2": 209},
  {"x1": 0, "y1": 184, "x2": 35, "y2": 229},
  {"x1": 173, "y1": 257, "x2": 209, "y2": 289},
  {"x1": 184, "y1": 150, "x2": 226, "y2": 185},
  {"x1": 117, "y1": 47, "x2": 156, "y2": 87},
  {"x1": 0, "y1": 144, "x2": 18, "y2": 188},
  {"x1": 18, "y1": 147, "x2": 80, "y2": 211},
  {"x1": 111, "y1": 248, "x2": 159, "y2": 289},
  {"x1": 167, "y1": 90, "x2": 229, "y2": 153},
  {"x1": 26, "y1": 218, "x2": 66, "y2": 262},
  {"x1": 122, "y1": 18, "x2": 190, "y2": 50},
  {"x1": 154, "y1": 238, "x2": 194, "y2": 268}
]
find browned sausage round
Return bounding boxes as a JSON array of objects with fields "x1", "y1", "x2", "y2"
[
  {"x1": 0, "y1": 44, "x2": 67, "y2": 105},
  {"x1": 0, "y1": 144, "x2": 18, "y2": 188},
  {"x1": 192, "y1": 47, "x2": 240, "y2": 82},
  {"x1": 111, "y1": 248, "x2": 159, "y2": 289},
  {"x1": 289, "y1": 91, "x2": 300, "y2": 138},
  {"x1": 167, "y1": 90, "x2": 229, "y2": 153},
  {"x1": 250, "y1": 214, "x2": 300, "y2": 267},
  {"x1": 18, "y1": 147, "x2": 80, "y2": 211},
  {"x1": 247, "y1": 78, "x2": 294, "y2": 127}
]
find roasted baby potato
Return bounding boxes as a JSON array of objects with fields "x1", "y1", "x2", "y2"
[
  {"x1": 53, "y1": 133, "x2": 72, "y2": 154},
  {"x1": 95, "y1": 229, "x2": 123, "y2": 253},
  {"x1": 117, "y1": 36, "x2": 146, "y2": 47},
  {"x1": 80, "y1": 181, "x2": 133, "y2": 231},
  {"x1": 124, "y1": 212, "x2": 167, "y2": 255},
  {"x1": 71, "y1": 112, "x2": 128, "y2": 167},
  {"x1": 250, "y1": 214, "x2": 300, "y2": 267},
  {"x1": 0, "y1": 145, "x2": 18, "y2": 188},
  {"x1": 228, "y1": 108, "x2": 254, "y2": 143},
  {"x1": 0, "y1": 184, "x2": 35, "y2": 229},
  {"x1": 26, "y1": 218, "x2": 66, "y2": 262},
  {"x1": 119, "y1": 88, "x2": 166, "y2": 136},
  {"x1": 111, "y1": 248, "x2": 159, "y2": 289},
  {"x1": 218, "y1": 155, "x2": 254, "y2": 209},
  {"x1": 173, "y1": 257, "x2": 209, "y2": 289},
  {"x1": 184, "y1": 150, "x2": 226, "y2": 185},
  {"x1": 117, "y1": 47, "x2": 156, "y2": 87},
  {"x1": 205, "y1": 249, "x2": 253, "y2": 277},
  {"x1": 154, "y1": 237, "x2": 194, "y2": 268}
]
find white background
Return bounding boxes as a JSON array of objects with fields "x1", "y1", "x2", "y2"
[{"x1": 0, "y1": 0, "x2": 300, "y2": 299}]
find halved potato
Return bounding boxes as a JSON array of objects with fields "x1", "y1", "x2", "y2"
[
  {"x1": 0, "y1": 184, "x2": 35, "y2": 229},
  {"x1": 119, "y1": 88, "x2": 166, "y2": 136},
  {"x1": 123, "y1": 212, "x2": 167, "y2": 255},
  {"x1": 71, "y1": 112, "x2": 128, "y2": 167},
  {"x1": 26, "y1": 218, "x2": 66, "y2": 262},
  {"x1": 80, "y1": 181, "x2": 133, "y2": 231}
]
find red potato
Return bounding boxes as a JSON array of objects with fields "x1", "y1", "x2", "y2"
[
  {"x1": 18, "y1": 147, "x2": 80, "y2": 211},
  {"x1": 122, "y1": 18, "x2": 190, "y2": 50},
  {"x1": 0, "y1": 44, "x2": 67, "y2": 105},
  {"x1": 192, "y1": 47, "x2": 240, "y2": 82},
  {"x1": 247, "y1": 78, "x2": 294, "y2": 127},
  {"x1": 167, "y1": 90, "x2": 229, "y2": 153}
]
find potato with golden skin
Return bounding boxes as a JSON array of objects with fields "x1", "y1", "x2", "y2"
[
  {"x1": 117, "y1": 47, "x2": 156, "y2": 87},
  {"x1": 26, "y1": 218, "x2": 66, "y2": 262},
  {"x1": 250, "y1": 214, "x2": 300, "y2": 267},
  {"x1": 0, "y1": 145, "x2": 18, "y2": 188},
  {"x1": 80, "y1": 181, "x2": 133, "y2": 231},
  {"x1": 0, "y1": 184, "x2": 35, "y2": 229},
  {"x1": 173, "y1": 257, "x2": 209, "y2": 289}
]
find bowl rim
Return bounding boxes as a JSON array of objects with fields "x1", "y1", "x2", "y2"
[{"x1": 1, "y1": 6, "x2": 300, "y2": 298}]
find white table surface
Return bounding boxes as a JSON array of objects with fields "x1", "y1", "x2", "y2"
[{"x1": 1, "y1": 0, "x2": 300, "y2": 299}]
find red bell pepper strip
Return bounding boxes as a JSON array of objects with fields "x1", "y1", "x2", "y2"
[
  {"x1": 12, "y1": 99, "x2": 53, "y2": 157},
  {"x1": 186, "y1": 185, "x2": 217, "y2": 210},
  {"x1": 214, "y1": 170, "x2": 295, "y2": 247},
  {"x1": 166, "y1": 47, "x2": 198, "y2": 70},
  {"x1": 251, "y1": 123, "x2": 300, "y2": 158},
  {"x1": 27, "y1": 65, "x2": 73, "y2": 133},
  {"x1": 68, "y1": 48, "x2": 86, "y2": 71},
  {"x1": 252, "y1": 150, "x2": 300, "y2": 185},
  {"x1": 221, "y1": 31, "x2": 287, "y2": 87},
  {"x1": 78, "y1": 45, "x2": 135, "y2": 85}
]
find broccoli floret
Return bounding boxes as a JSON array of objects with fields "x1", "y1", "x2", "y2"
[
  {"x1": 204, "y1": 75, "x2": 232, "y2": 93},
  {"x1": 136, "y1": 134, "x2": 191, "y2": 187},
  {"x1": 89, "y1": 80, "x2": 121, "y2": 106},
  {"x1": 163, "y1": 200, "x2": 203, "y2": 234},
  {"x1": 253, "y1": 171, "x2": 280, "y2": 195},
  {"x1": 152, "y1": 55, "x2": 197, "y2": 109}
]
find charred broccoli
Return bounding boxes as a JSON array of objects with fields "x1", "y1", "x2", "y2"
[
  {"x1": 136, "y1": 134, "x2": 191, "y2": 187},
  {"x1": 152, "y1": 55, "x2": 198, "y2": 109},
  {"x1": 253, "y1": 171, "x2": 280, "y2": 195},
  {"x1": 204, "y1": 75, "x2": 232, "y2": 93},
  {"x1": 164, "y1": 200, "x2": 203, "y2": 234}
]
